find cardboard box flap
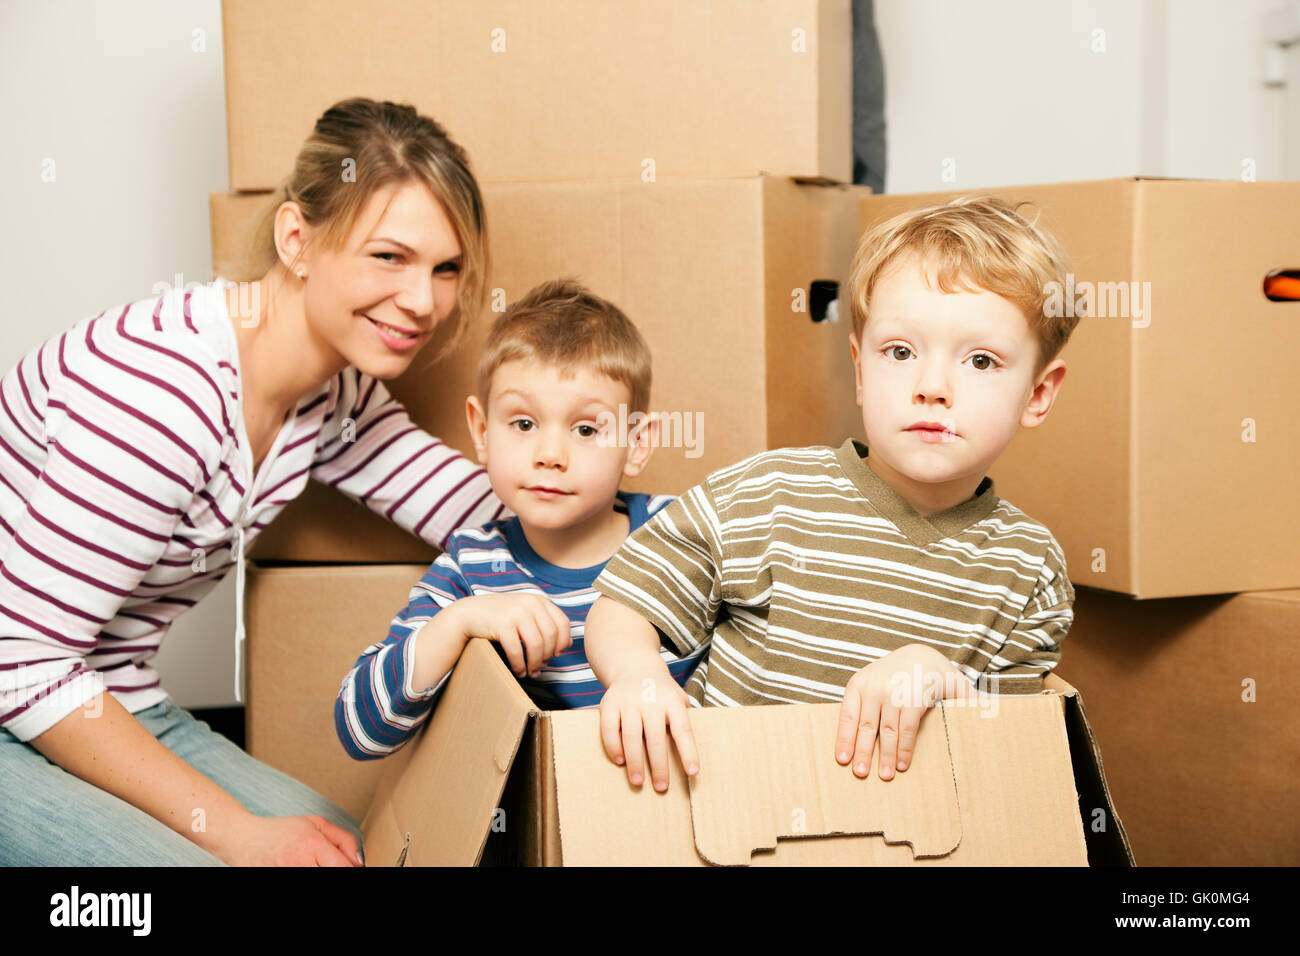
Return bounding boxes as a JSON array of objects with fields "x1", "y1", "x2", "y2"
[
  {"x1": 686, "y1": 703, "x2": 961, "y2": 865},
  {"x1": 1044, "y1": 674, "x2": 1135, "y2": 865},
  {"x1": 361, "y1": 639, "x2": 538, "y2": 866}
]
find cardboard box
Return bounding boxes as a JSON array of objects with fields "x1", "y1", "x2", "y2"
[
  {"x1": 362, "y1": 638, "x2": 1133, "y2": 866},
  {"x1": 245, "y1": 563, "x2": 431, "y2": 821},
  {"x1": 1040, "y1": 585, "x2": 1300, "y2": 866},
  {"x1": 222, "y1": 0, "x2": 852, "y2": 190},
  {"x1": 213, "y1": 174, "x2": 868, "y2": 563},
  {"x1": 860, "y1": 178, "x2": 1300, "y2": 597}
]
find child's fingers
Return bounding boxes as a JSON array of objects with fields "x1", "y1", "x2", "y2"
[
  {"x1": 642, "y1": 706, "x2": 672, "y2": 792},
  {"x1": 835, "y1": 686, "x2": 863, "y2": 766},
  {"x1": 876, "y1": 698, "x2": 902, "y2": 780},
  {"x1": 599, "y1": 696, "x2": 626, "y2": 766},
  {"x1": 850, "y1": 685, "x2": 883, "y2": 779},
  {"x1": 620, "y1": 706, "x2": 648, "y2": 787},
  {"x1": 546, "y1": 602, "x2": 573, "y2": 653},
  {"x1": 666, "y1": 699, "x2": 699, "y2": 778},
  {"x1": 497, "y1": 630, "x2": 528, "y2": 677},
  {"x1": 513, "y1": 614, "x2": 546, "y2": 677},
  {"x1": 895, "y1": 705, "x2": 925, "y2": 773}
]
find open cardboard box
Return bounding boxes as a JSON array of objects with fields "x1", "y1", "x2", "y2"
[{"x1": 361, "y1": 639, "x2": 1134, "y2": 866}]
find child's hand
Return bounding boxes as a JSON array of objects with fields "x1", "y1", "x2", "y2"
[
  {"x1": 454, "y1": 593, "x2": 573, "y2": 678},
  {"x1": 598, "y1": 670, "x2": 699, "y2": 793},
  {"x1": 835, "y1": 644, "x2": 973, "y2": 781}
]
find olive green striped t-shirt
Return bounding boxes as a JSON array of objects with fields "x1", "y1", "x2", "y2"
[{"x1": 595, "y1": 438, "x2": 1075, "y2": 707}]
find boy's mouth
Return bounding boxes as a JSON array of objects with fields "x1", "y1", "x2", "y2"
[
  {"x1": 907, "y1": 422, "x2": 958, "y2": 439},
  {"x1": 526, "y1": 486, "x2": 572, "y2": 497}
]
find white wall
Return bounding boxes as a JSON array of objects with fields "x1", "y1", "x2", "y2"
[
  {"x1": 0, "y1": 0, "x2": 1291, "y2": 707},
  {"x1": 875, "y1": 0, "x2": 1288, "y2": 193},
  {"x1": 0, "y1": 0, "x2": 235, "y2": 708}
]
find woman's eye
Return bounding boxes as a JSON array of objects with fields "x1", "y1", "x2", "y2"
[
  {"x1": 373, "y1": 252, "x2": 400, "y2": 263},
  {"x1": 435, "y1": 261, "x2": 461, "y2": 274},
  {"x1": 887, "y1": 345, "x2": 912, "y2": 361}
]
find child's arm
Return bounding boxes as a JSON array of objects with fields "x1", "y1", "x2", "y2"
[
  {"x1": 589, "y1": 481, "x2": 726, "y2": 791},
  {"x1": 836, "y1": 541, "x2": 1075, "y2": 780},
  {"x1": 585, "y1": 595, "x2": 700, "y2": 793},
  {"x1": 971, "y1": 543, "x2": 1074, "y2": 694},
  {"x1": 334, "y1": 549, "x2": 572, "y2": 761}
]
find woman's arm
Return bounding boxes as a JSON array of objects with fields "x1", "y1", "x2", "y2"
[
  {"x1": 31, "y1": 694, "x2": 360, "y2": 865},
  {"x1": 309, "y1": 370, "x2": 506, "y2": 548}
]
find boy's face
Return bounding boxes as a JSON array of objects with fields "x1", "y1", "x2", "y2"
[
  {"x1": 466, "y1": 360, "x2": 654, "y2": 536},
  {"x1": 849, "y1": 253, "x2": 1066, "y2": 504}
]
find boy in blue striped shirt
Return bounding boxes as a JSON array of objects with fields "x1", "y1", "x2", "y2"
[{"x1": 335, "y1": 278, "x2": 705, "y2": 759}]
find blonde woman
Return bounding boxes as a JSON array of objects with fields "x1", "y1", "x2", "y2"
[{"x1": 0, "y1": 99, "x2": 505, "y2": 865}]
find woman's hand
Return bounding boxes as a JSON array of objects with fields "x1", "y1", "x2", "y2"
[{"x1": 219, "y1": 813, "x2": 364, "y2": 867}]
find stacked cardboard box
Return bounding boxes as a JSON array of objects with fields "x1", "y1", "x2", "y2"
[
  {"x1": 220, "y1": 2, "x2": 1130, "y2": 864},
  {"x1": 860, "y1": 180, "x2": 1300, "y2": 864}
]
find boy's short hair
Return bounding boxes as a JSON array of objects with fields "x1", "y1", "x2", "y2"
[
  {"x1": 849, "y1": 195, "x2": 1077, "y2": 376},
  {"x1": 476, "y1": 278, "x2": 652, "y2": 413}
]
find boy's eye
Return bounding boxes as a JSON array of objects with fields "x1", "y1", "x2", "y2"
[
  {"x1": 968, "y1": 353, "x2": 1000, "y2": 371},
  {"x1": 510, "y1": 419, "x2": 534, "y2": 432},
  {"x1": 887, "y1": 345, "x2": 912, "y2": 361},
  {"x1": 575, "y1": 424, "x2": 598, "y2": 438}
]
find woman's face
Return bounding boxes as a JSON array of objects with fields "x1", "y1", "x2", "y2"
[{"x1": 298, "y1": 180, "x2": 465, "y2": 381}]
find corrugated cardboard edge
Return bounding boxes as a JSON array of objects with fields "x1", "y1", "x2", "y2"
[
  {"x1": 360, "y1": 639, "x2": 540, "y2": 866},
  {"x1": 685, "y1": 703, "x2": 963, "y2": 866},
  {"x1": 1045, "y1": 673, "x2": 1136, "y2": 865}
]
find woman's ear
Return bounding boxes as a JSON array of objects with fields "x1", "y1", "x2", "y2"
[
  {"x1": 465, "y1": 394, "x2": 489, "y2": 465},
  {"x1": 621, "y1": 411, "x2": 659, "y2": 478}
]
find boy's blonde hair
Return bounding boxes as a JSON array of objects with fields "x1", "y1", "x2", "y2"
[
  {"x1": 228, "y1": 97, "x2": 489, "y2": 365},
  {"x1": 477, "y1": 278, "x2": 652, "y2": 413},
  {"x1": 849, "y1": 195, "x2": 1077, "y2": 375}
]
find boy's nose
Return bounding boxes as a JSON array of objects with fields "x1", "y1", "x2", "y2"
[
  {"x1": 533, "y1": 431, "x2": 567, "y2": 469},
  {"x1": 914, "y1": 362, "x2": 952, "y2": 407}
]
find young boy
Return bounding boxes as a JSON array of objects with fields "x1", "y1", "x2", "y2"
[
  {"x1": 335, "y1": 278, "x2": 705, "y2": 760},
  {"x1": 585, "y1": 195, "x2": 1081, "y2": 794}
]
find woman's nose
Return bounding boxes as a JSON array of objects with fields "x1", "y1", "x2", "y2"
[{"x1": 394, "y1": 271, "x2": 435, "y2": 321}]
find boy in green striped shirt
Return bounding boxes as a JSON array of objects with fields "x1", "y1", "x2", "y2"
[{"x1": 585, "y1": 195, "x2": 1082, "y2": 794}]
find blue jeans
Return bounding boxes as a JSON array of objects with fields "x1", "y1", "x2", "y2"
[{"x1": 0, "y1": 698, "x2": 363, "y2": 866}]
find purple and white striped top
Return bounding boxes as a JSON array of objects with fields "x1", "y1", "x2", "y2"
[{"x1": 0, "y1": 278, "x2": 504, "y2": 741}]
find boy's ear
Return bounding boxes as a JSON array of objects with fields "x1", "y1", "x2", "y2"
[
  {"x1": 1020, "y1": 359, "x2": 1067, "y2": 429},
  {"x1": 621, "y1": 411, "x2": 659, "y2": 478},
  {"x1": 465, "y1": 395, "x2": 489, "y2": 464},
  {"x1": 849, "y1": 333, "x2": 864, "y2": 407}
]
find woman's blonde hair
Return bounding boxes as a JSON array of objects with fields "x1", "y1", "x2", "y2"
[
  {"x1": 228, "y1": 97, "x2": 488, "y2": 363},
  {"x1": 477, "y1": 278, "x2": 652, "y2": 414},
  {"x1": 849, "y1": 195, "x2": 1077, "y2": 375}
]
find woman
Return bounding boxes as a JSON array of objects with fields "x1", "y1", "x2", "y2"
[{"x1": 0, "y1": 99, "x2": 505, "y2": 865}]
